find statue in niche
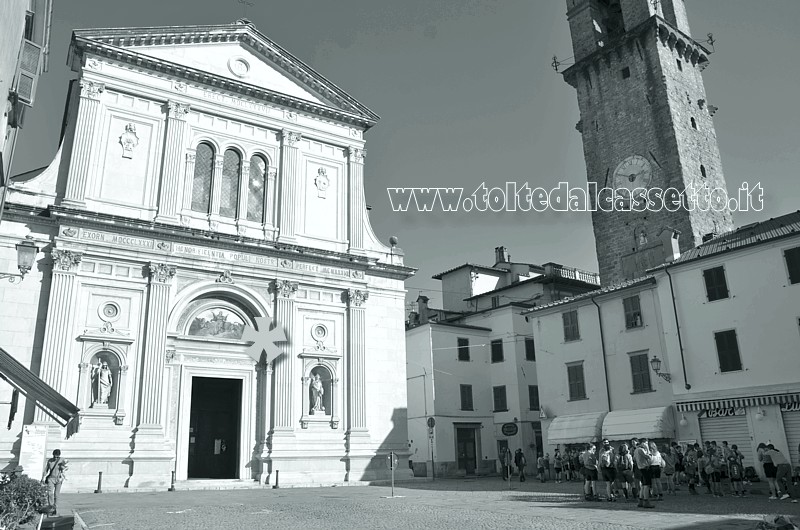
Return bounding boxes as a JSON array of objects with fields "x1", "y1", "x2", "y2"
[
  {"x1": 92, "y1": 360, "x2": 113, "y2": 407},
  {"x1": 310, "y1": 373, "x2": 325, "y2": 415},
  {"x1": 638, "y1": 230, "x2": 648, "y2": 247}
]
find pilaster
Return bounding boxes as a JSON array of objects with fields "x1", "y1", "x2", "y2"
[
  {"x1": 265, "y1": 167, "x2": 277, "y2": 229},
  {"x1": 63, "y1": 80, "x2": 104, "y2": 207},
  {"x1": 155, "y1": 101, "x2": 190, "y2": 223},
  {"x1": 270, "y1": 279, "x2": 298, "y2": 432},
  {"x1": 277, "y1": 130, "x2": 302, "y2": 242},
  {"x1": 345, "y1": 289, "x2": 369, "y2": 440},
  {"x1": 35, "y1": 249, "x2": 82, "y2": 423},
  {"x1": 346, "y1": 147, "x2": 366, "y2": 254},
  {"x1": 138, "y1": 263, "x2": 175, "y2": 428}
]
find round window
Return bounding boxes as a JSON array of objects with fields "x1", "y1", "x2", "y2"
[
  {"x1": 98, "y1": 302, "x2": 121, "y2": 323},
  {"x1": 228, "y1": 57, "x2": 251, "y2": 79}
]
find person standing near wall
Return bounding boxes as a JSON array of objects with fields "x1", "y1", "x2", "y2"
[{"x1": 41, "y1": 449, "x2": 68, "y2": 516}]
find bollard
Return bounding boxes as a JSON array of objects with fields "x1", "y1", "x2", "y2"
[
  {"x1": 94, "y1": 471, "x2": 103, "y2": 494},
  {"x1": 168, "y1": 470, "x2": 176, "y2": 492},
  {"x1": 272, "y1": 470, "x2": 279, "y2": 489}
]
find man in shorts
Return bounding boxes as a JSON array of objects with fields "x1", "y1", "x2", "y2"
[
  {"x1": 598, "y1": 439, "x2": 617, "y2": 501},
  {"x1": 582, "y1": 442, "x2": 599, "y2": 501},
  {"x1": 633, "y1": 438, "x2": 654, "y2": 508}
]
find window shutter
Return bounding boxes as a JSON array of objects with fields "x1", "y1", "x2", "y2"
[{"x1": 15, "y1": 39, "x2": 42, "y2": 106}]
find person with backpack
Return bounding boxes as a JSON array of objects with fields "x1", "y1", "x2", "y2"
[
  {"x1": 598, "y1": 439, "x2": 616, "y2": 501},
  {"x1": 684, "y1": 445, "x2": 699, "y2": 495},
  {"x1": 728, "y1": 454, "x2": 745, "y2": 496},
  {"x1": 662, "y1": 444, "x2": 676, "y2": 495},
  {"x1": 537, "y1": 453, "x2": 546, "y2": 483},
  {"x1": 633, "y1": 439, "x2": 654, "y2": 508},
  {"x1": 41, "y1": 449, "x2": 68, "y2": 515},
  {"x1": 616, "y1": 443, "x2": 635, "y2": 501},
  {"x1": 581, "y1": 442, "x2": 599, "y2": 501}
]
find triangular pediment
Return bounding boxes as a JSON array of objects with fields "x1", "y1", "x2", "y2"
[
  {"x1": 134, "y1": 41, "x2": 329, "y2": 105},
  {"x1": 72, "y1": 21, "x2": 378, "y2": 126}
]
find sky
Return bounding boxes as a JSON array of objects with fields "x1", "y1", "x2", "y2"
[{"x1": 12, "y1": 0, "x2": 800, "y2": 310}]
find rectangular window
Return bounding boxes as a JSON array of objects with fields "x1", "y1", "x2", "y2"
[
  {"x1": 703, "y1": 266, "x2": 729, "y2": 301},
  {"x1": 491, "y1": 339, "x2": 504, "y2": 363},
  {"x1": 460, "y1": 384, "x2": 473, "y2": 411},
  {"x1": 623, "y1": 295, "x2": 643, "y2": 329},
  {"x1": 528, "y1": 385, "x2": 540, "y2": 410},
  {"x1": 621, "y1": 66, "x2": 631, "y2": 79},
  {"x1": 785, "y1": 247, "x2": 800, "y2": 284},
  {"x1": 491, "y1": 295, "x2": 500, "y2": 308},
  {"x1": 563, "y1": 310, "x2": 580, "y2": 342},
  {"x1": 715, "y1": 330, "x2": 743, "y2": 372},
  {"x1": 457, "y1": 337, "x2": 470, "y2": 361},
  {"x1": 567, "y1": 363, "x2": 586, "y2": 401},
  {"x1": 629, "y1": 352, "x2": 652, "y2": 393},
  {"x1": 525, "y1": 337, "x2": 536, "y2": 361},
  {"x1": 24, "y1": 12, "x2": 34, "y2": 41},
  {"x1": 493, "y1": 386, "x2": 507, "y2": 412}
]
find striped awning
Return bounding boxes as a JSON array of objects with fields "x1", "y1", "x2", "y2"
[
  {"x1": 676, "y1": 393, "x2": 800, "y2": 412},
  {"x1": 0, "y1": 347, "x2": 80, "y2": 436}
]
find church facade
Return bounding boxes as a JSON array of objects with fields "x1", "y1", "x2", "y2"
[{"x1": 0, "y1": 20, "x2": 414, "y2": 488}]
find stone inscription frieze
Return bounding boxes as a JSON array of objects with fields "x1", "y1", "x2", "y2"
[{"x1": 75, "y1": 228, "x2": 366, "y2": 279}]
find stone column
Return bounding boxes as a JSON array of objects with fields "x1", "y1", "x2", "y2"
[
  {"x1": 277, "y1": 130, "x2": 302, "y2": 242},
  {"x1": 345, "y1": 289, "x2": 369, "y2": 432},
  {"x1": 155, "y1": 101, "x2": 190, "y2": 223},
  {"x1": 63, "y1": 80, "x2": 104, "y2": 207},
  {"x1": 346, "y1": 147, "x2": 366, "y2": 254},
  {"x1": 237, "y1": 161, "x2": 251, "y2": 226},
  {"x1": 35, "y1": 249, "x2": 82, "y2": 423},
  {"x1": 76, "y1": 362, "x2": 91, "y2": 410},
  {"x1": 265, "y1": 167, "x2": 277, "y2": 228},
  {"x1": 180, "y1": 151, "x2": 196, "y2": 222},
  {"x1": 270, "y1": 279, "x2": 298, "y2": 431},
  {"x1": 138, "y1": 263, "x2": 175, "y2": 428},
  {"x1": 256, "y1": 360, "x2": 273, "y2": 483},
  {"x1": 209, "y1": 155, "x2": 225, "y2": 226},
  {"x1": 114, "y1": 365, "x2": 129, "y2": 425}
]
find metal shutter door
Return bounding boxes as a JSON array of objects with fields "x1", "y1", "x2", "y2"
[
  {"x1": 782, "y1": 411, "x2": 800, "y2": 467},
  {"x1": 699, "y1": 415, "x2": 754, "y2": 469}
]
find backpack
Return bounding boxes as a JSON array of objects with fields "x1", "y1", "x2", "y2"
[
  {"x1": 730, "y1": 462, "x2": 742, "y2": 479},
  {"x1": 600, "y1": 451, "x2": 612, "y2": 468},
  {"x1": 617, "y1": 454, "x2": 632, "y2": 471},
  {"x1": 45, "y1": 458, "x2": 64, "y2": 484}
]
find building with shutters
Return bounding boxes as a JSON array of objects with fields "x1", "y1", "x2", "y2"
[
  {"x1": 405, "y1": 247, "x2": 600, "y2": 477},
  {"x1": 527, "y1": 210, "x2": 800, "y2": 477},
  {"x1": 0, "y1": 19, "x2": 415, "y2": 489},
  {"x1": 0, "y1": 0, "x2": 53, "y2": 182}
]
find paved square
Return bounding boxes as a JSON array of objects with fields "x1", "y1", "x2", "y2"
[{"x1": 61, "y1": 478, "x2": 800, "y2": 529}]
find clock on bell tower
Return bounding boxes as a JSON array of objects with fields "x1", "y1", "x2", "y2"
[{"x1": 563, "y1": 0, "x2": 734, "y2": 285}]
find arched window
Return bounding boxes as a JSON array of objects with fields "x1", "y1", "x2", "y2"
[
  {"x1": 220, "y1": 149, "x2": 241, "y2": 218},
  {"x1": 191, "y1": 143, "x2": 214, "y2": 213},
  {"x1": 691, "y1": 117, "x2": 697, "y2": 129},
  {"x1": 247, "y1": 155, "x2": 267, "y2": 222},
  {"x1": 700, "y1": 164, "x2": 707, "y2": 178}
]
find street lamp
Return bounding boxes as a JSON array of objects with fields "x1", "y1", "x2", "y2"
[
  {"x1": 650, "y1": 355, "x2": 672, "y2": 383},
  {"x1": 1, "y1": 236, "x2": 39, "y2": 283}
]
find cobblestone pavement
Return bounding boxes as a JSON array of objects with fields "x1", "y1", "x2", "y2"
[{"x1": 60, "y1": 477, "x2": 800, "y2": 530}]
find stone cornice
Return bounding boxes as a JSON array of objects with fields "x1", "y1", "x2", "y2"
[
  {"x1": 71, "y1": 25, "x2": 379, "y2": 129},
  {"x1": 46, "y1": 205, "x2": 416, "y2": 278}
]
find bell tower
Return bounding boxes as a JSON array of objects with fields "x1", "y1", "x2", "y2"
[{"x1": 563, "y1": 0, "x2": 734, "y2": 285}]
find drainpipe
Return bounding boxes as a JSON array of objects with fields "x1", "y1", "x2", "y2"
[
  {"x1": 590, "y1": 296, "x2": 612, "y2": 411},
  {"x1": 664, "y1": 266, "x2": 691, "y2": 390}
]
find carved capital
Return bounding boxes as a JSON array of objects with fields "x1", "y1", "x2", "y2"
[
  {"x1": 267, "y1": 168, "x2": 277, "y2": 179},
  {"x1": 346, "y1": 289, "x2": 369, "y2": 308},
  {"x1": 186, "y1": 152, "x2": 196, "y2": 163},
  {"x1": 78, "y1": 362, "x2": 90, "y2": 373},
  {"x1": 167, "y1": 100, "x2": 191, "y2": 119},
  {"x1": 165, "y1": 350, "x2": 176, "y2": 363},
  {"x1": 148, "y1": 263, "x2": 176, "y2": 283},
  {"x1": 79, "y1": 79, "x2": 104, "y2": 100},
  {"x1": 346, "y1": 147, "x2": 366, "y2": 163},
  {"x1": 271, "y1": 279, "x2": 299, "y2": 299},
  {"x1": 52, "y1": 249, "x2": 83, "y2": 271},
  {"x1": 281, "y1": 129, "x2": 302, "y2": 146},
  {"x1": 120, "y1": 365, "x2": 129, "y2": 374}
]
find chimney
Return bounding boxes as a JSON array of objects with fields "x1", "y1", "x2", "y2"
[
  {"x1": 659, "y1": 228, "x2": 681, "y2": 263},
  {"x1": 494, "y1": 246, "x2": 511, "y2": 266},
  {"x1": 416, "y1": 295, "x2": 430, "y2": 324}
]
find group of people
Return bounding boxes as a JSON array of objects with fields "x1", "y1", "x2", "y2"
[{"x1": 502, "y1": 438, "x2": 800, "y2": 509}]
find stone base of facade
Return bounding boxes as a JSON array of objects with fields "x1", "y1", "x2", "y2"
[{"x1": 126, "y1": 426, "x2": 175, "y2": 489}]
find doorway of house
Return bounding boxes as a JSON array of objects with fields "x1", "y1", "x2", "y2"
[
  {"x1": 187, "y1": 377, "x2": 241, "y2": 479},
  {"x1": 456, "y1": 427, "x2": 478, "y2": 475}
]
